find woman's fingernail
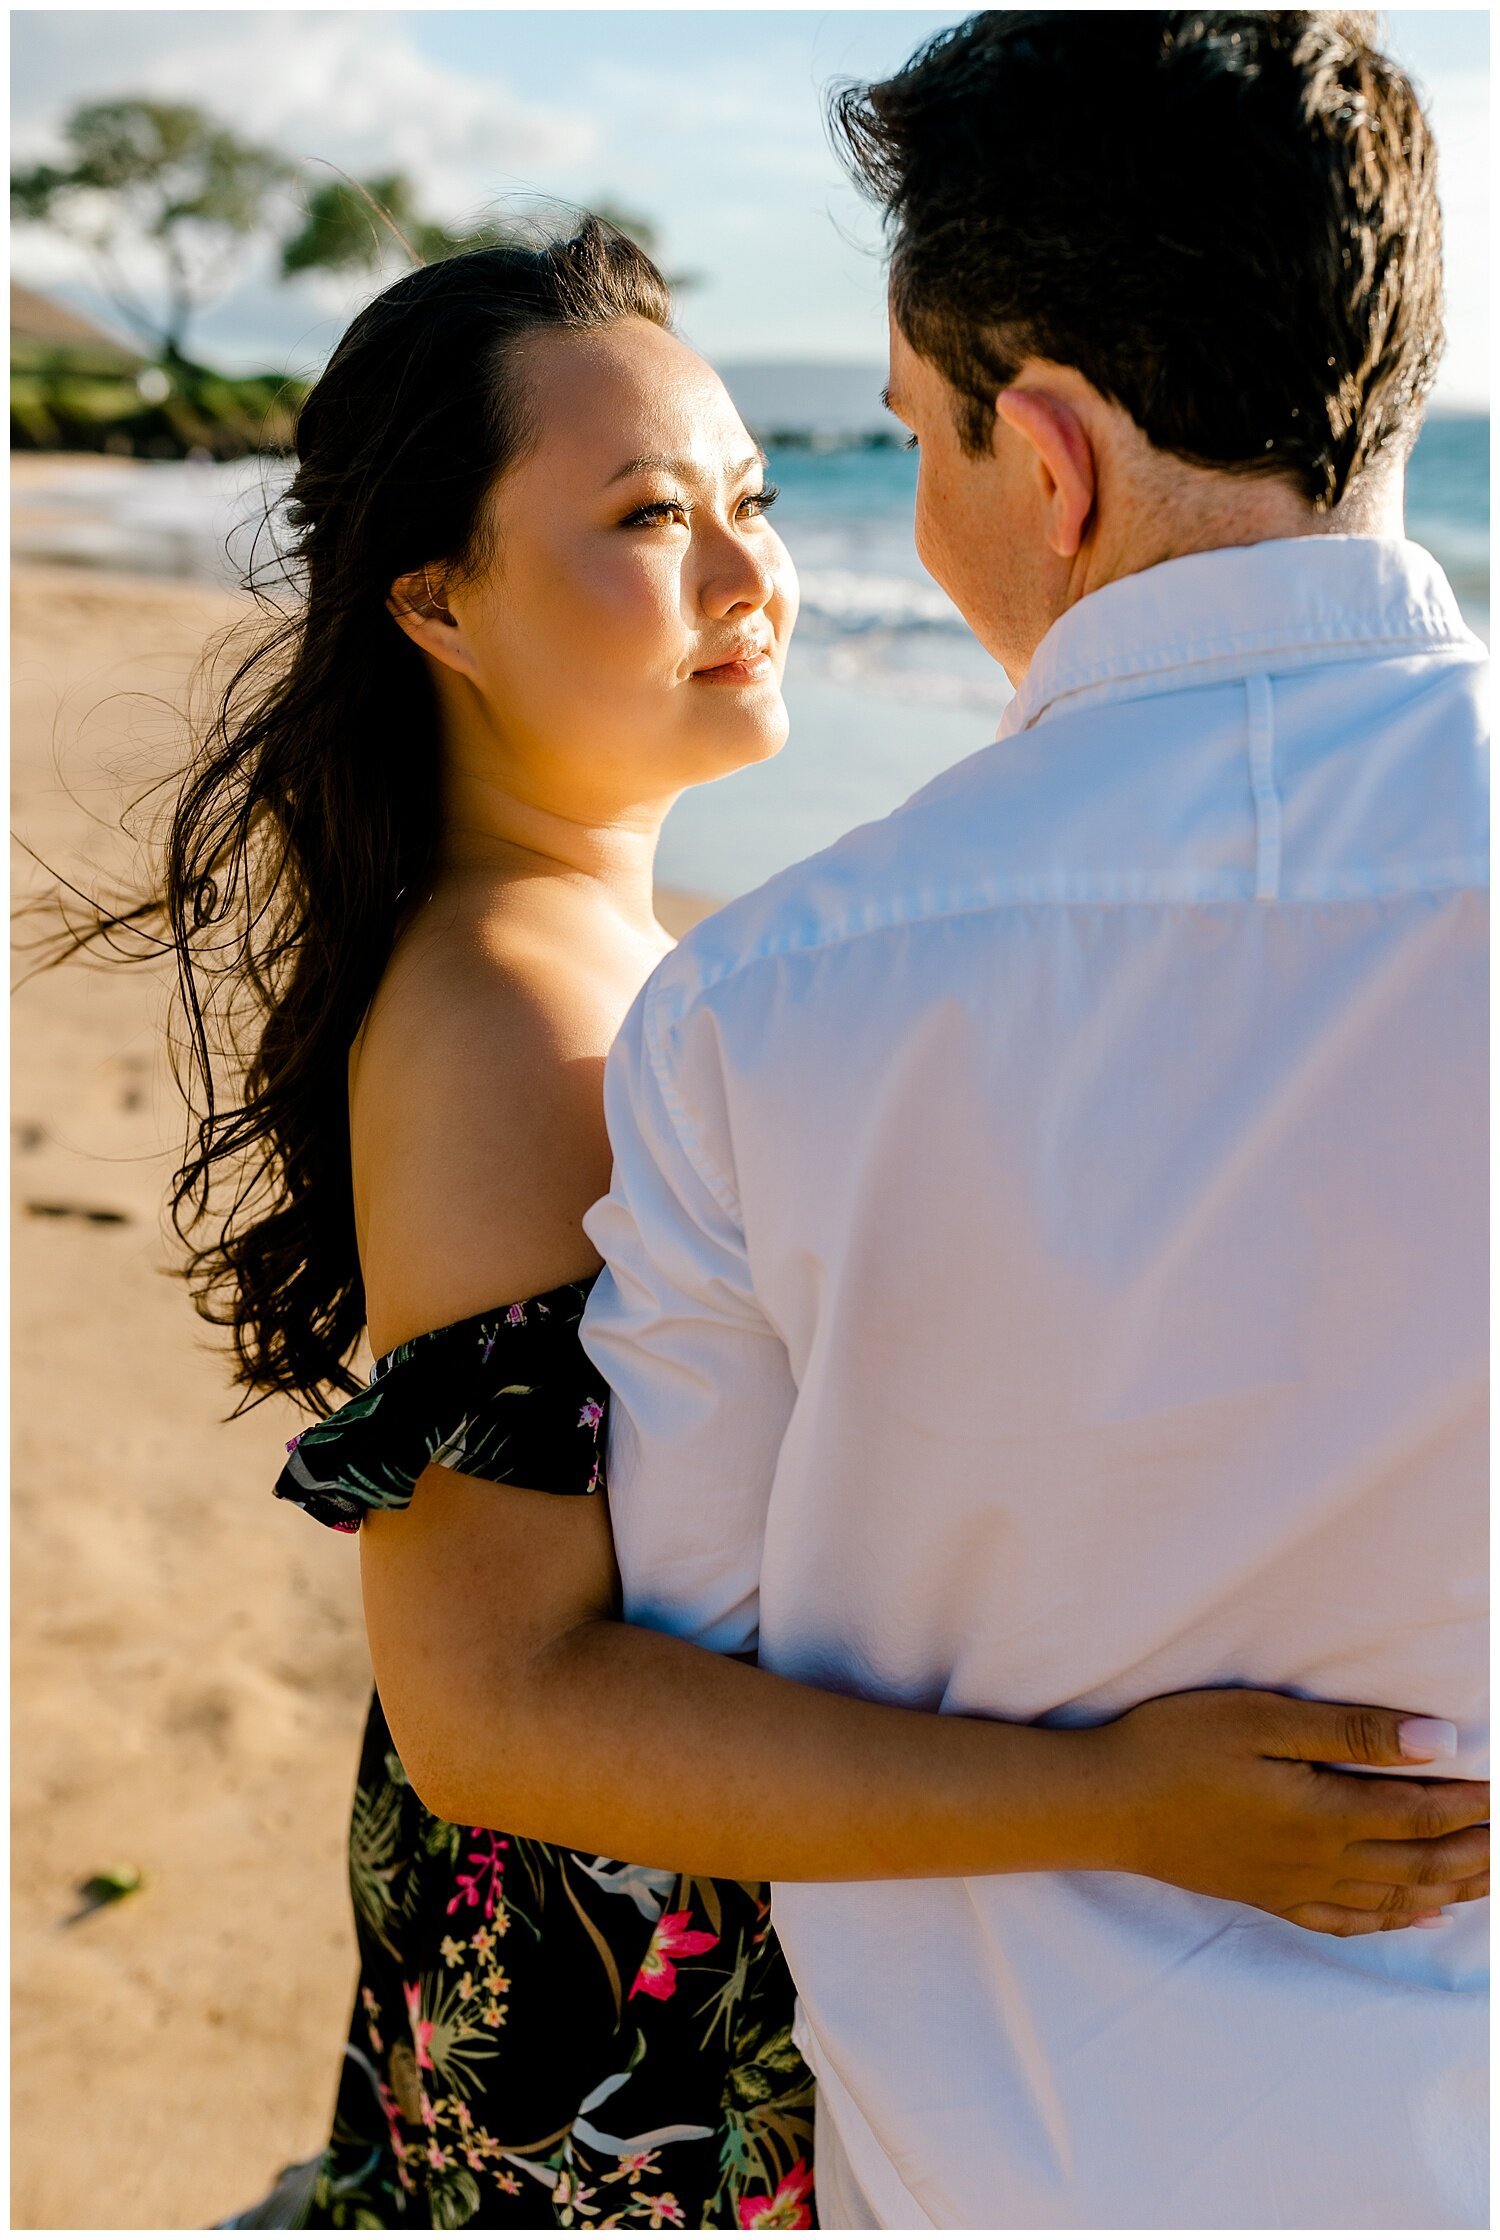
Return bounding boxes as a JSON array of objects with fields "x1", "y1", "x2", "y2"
[
  {"x1": 1412, "y1": 1912, "x2": 1451, "y2": 1928},
  {"x1": 1399, "y1": 1718, "x2": 1458, "y2": 1762}
]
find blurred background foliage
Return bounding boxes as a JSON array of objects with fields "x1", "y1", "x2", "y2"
[{"x1": 11, "y1": 94, "x2": 667, "y2": 458}]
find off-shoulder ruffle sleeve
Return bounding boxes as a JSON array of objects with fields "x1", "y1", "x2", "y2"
[{"x1": 274, "y1": 1278, "x2": 607, "y2": 1531}]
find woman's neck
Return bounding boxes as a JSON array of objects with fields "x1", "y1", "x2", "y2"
[{"x1": 437, "y1": 708, "x2": 673, "y2": 942}]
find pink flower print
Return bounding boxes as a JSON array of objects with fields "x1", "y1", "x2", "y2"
[
  {"x1": 284, "y1": 1431, "x2": 304, "y2": 1454},
  {"x1": 553, "y1": 2168, "x2": 596, "y2": 2219},
  {"x1": 506, "y1": 1303, "x2": 527, "y2": 1327},
  {"x1": 606, "y1": 2150, "x2": 660, "y2": 2184},
  {"x1": 578, "y1": 1396, "x2": 604, "y2": 1433},
  {"x1": 446, "y1": 1830, "x2": 508, "y2": 1921},
  {"x1": 632, "y1": 2193, "x2": 685, "y2": 2230},
  {"x1": 428, "y1": 2143, "x2": 448, "y2": 2172},
  {"x1": 495, "y1": 2170, "x2": 520, "y2": 2196},
  {"x1": 377, "y1": 2080, "x2": 407, "y2": 2163},
  {"x1": 735, "y1": 2160, "x2": 814, "y2": 2229},
  {"x1": 628, "y1": 1910, "x2": 719, "y2": 2001},
  {"x1": 402, "y1": 1981, "x2": 435, "y2": 2071}
]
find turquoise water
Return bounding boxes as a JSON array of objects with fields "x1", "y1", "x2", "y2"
[
  {"x1": 658, "y1": 415, "x2": 1489, "y2": 898},
  {"x1": 1403, "y1": 414, "x2": 1489, "y2": 624}
]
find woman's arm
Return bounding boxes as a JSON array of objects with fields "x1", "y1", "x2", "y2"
[{"x1": 362, "y1": 1465, "x2": 1488, "y2": 1933}]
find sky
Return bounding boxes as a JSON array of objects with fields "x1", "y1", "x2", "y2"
[{"x1": 10, "y1": 7, "x2": 1491, "y2": 404}]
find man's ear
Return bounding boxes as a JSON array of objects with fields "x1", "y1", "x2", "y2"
[
  {"x1": 993, "y1": 385, "x2": 1097, "y2": 559},
  {"x1": 387, "y1": 566, "x2": 473, "y2": 678}
]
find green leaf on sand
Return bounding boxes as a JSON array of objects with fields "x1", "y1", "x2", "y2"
[{"x1": 79, "y1": 1864, "x2": 143, "y2": 1907}]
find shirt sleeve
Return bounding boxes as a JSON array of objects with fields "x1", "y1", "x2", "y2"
[{"x1": 579, "y1": 974, "x2": 796, "y2": 1656}]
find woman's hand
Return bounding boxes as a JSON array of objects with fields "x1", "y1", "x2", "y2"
[{"x1": 1092, "y1": 1689, "x2": 1489, "y2": 1934}]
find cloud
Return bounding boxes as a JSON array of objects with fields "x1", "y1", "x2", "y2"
[
  {"x1": 10, "y1": 10, "x2": 606, "y2": 359},
  {"x1": 13, "y1": 11, "x2": 599, "y2": 223},
  {"x1": 581, "y1": 56, "x2": 824, "y2": 164},
  {"x1": 1415, "y1": 69, "x2": 1490, "y2": 406}
]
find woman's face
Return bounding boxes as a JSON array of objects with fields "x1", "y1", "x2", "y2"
[{"x1": 434, "y1": 317, "x2": 798, "y2": 815}]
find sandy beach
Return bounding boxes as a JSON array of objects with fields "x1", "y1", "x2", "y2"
[{"x1": 10, "y1": 560, "x2": 713, "y2": 2230}]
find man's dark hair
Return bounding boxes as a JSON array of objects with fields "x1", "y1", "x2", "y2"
[{"x1": 832, "y1": 11, "x2": 1443, "y2": 507}]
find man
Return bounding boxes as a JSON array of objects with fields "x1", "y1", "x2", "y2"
[{"x1": 581, "y1": 13, "x2": 1487, "y2": 2227}]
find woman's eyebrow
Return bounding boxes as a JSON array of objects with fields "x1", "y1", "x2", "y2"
[{"x1": 605, "y1": 449, "x2": 767, "y2": 487}]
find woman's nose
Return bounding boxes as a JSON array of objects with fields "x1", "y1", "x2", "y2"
[{"x1": 697, "y1": 523, "x2": 776, "y2": 619}]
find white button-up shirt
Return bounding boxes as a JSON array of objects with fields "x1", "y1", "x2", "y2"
[{"x1": 581, "y1": 536, "x2": 1488, "y2": 2230}]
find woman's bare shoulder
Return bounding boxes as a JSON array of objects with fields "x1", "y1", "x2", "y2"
[{"x1": 350, "y1": 898, "x2": 629, "y2": 1354}]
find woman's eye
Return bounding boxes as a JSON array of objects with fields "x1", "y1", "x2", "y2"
[{"x1": 624, "y1": 484, "x2": 780, "y2": 529}]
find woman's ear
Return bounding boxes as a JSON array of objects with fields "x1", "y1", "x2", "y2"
[{"x1": 387, "y1": 566, "x2": 472, "y2": 677}]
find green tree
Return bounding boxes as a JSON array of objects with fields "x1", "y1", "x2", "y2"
[
  {"x1": 279, "y1": 172, "x2": 673, "y2": 283},
  {"x1": 589, "y1": 201, "x2": 662, "y2": 259},
  {"x1": 11, "y1": 98, "x2": 296, "y2": 365},
  {"x1": 279, "y1": 173, "x2": 511, "y2": 278}
]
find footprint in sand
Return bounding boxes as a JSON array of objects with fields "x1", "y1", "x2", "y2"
[
  {"x1": 24, "y1": 1201, "x2": 132, "y2": 1227},
  {"x1": 100, "y1": 1051, "x2": 152, "y2": 1114}
]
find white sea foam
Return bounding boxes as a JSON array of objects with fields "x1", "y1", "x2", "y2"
[
  {"x1": 13, "y1": 456, "x2": 292, "y2": 586},
  {"x1": 794, "y1": 567, "x2": 967, "y2": 636}
]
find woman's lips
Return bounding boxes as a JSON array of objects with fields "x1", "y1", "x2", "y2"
[{"x1": 690, "y1": 645, "x2": 776, "y2": 685}]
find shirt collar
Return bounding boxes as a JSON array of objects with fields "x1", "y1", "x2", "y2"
[{"x1": 999, "y1": 536, "x2": 1476, "y2": 738}]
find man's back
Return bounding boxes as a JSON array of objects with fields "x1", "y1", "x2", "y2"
[{"x1": 584, "y1": 536, "x2": 1488, "y2": 2227}]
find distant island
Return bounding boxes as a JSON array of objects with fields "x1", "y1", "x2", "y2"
[
  {"x1": 11, "y1": 282, "x2": 304, "y2": 459},
  {"x1": 718, "y1": 362, "x2": 897, "y2": 448}
]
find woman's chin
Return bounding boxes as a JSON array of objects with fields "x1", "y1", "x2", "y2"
[{"x1": 685, "y1": 692, "x2": 790, "y2": 780}]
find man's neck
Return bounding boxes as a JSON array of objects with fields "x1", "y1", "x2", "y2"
[{"x1": 1070, "y1": 452, "x2": 1407, "y2": 616}]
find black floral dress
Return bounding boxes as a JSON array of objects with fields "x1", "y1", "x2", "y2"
[{"x1": 271, "y1": 1280, "x2": 816, "y2": 2232}]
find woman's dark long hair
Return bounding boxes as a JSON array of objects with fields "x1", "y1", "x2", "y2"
[{"x1": 68, "y1": 221, "x2": 673, "y2": 1415}]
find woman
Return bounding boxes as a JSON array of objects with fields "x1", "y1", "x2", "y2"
[{"x1": 116, "y1": 224, "x2": 1484, "y2": 2231}]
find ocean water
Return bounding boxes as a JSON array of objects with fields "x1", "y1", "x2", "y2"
[
  {"x1": 13, "y1": 414, "x2": 1488, "y2": 900},
  {"x1": 776, "y1": 415, "x2": 1490, "y2": 690}
]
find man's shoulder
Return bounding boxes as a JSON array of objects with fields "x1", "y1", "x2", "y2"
[
  {"x1": 643, "y1": 678, "x2": 1211, "y2": 1033},
  {"x1": 649, "y1": 730, "x2": 1026, "y2": 1024}
]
